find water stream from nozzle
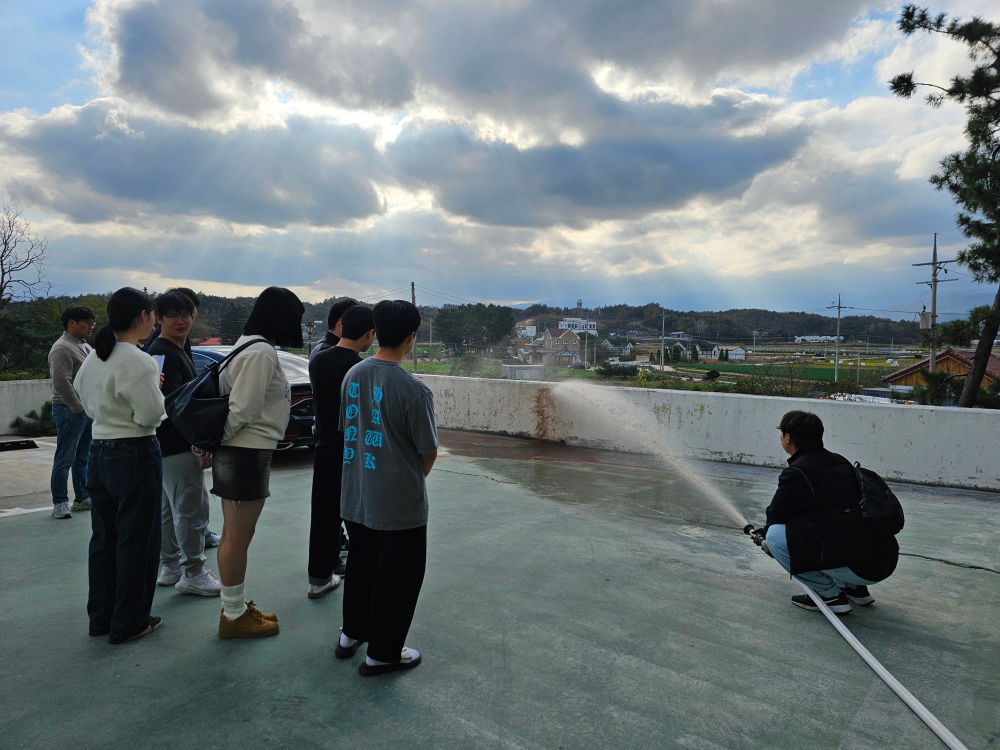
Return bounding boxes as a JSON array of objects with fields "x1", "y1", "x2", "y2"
[{"x1": 552, "y1": 381, "x2": 749, "y2": 528}]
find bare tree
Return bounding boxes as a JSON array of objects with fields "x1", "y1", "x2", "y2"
[{"x1": 1, "y1": 203, "x2": 50, "y2": 308}]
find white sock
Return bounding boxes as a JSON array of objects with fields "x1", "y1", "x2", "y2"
[
  {"x1": 340, "y1": 632, "x2": 358, "y2": 648},
  {"x1": 366, "y1": 648, "x2": 418, "y2": 666},
  {"x1": 221, "y1": 583, "x2": 247, "y2": 620}
]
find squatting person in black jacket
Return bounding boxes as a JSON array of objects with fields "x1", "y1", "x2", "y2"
[{"x1": 757, "y1": 411, "x2": 898, "y2": 615}]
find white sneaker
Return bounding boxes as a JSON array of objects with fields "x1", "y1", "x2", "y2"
[
  {"x1": 156, "y1": 565, "x2": 182, "y2": 586},
  {"x1": 175, "y1": 569, "x2": 222, "y2": 597},
  {"x1": 307, "y1": 576, "x2": 341, "y2": 599},
  {"x1": 52, "y1": 502, "x2": 72, "y2": 519}
]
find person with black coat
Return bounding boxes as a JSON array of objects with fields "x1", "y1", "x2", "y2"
[
  {"x1": 308, "y1": 297, "x2": 359, "y2": 362},
  {"x1": 306, "y1": 305, "x2": 376, "y2": 598},
  {"x1": 758, "y1": 411, "x2": 898, "y2": 614}
]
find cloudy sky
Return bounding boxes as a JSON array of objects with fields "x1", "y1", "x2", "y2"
[{"x1": 1, "y1": 0, "x2": 995, "y2": 316}]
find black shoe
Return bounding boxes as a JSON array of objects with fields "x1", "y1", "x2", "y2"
[
  {"x1": 332, "y1": 558, "x2": 347, "y2": 577},
  {"x1": 358, "y1": 649, "x2": 422, "y2": 676},
  {"x1": 114, "y1": 616, "x2": 164, "y2": 643},
  {"x1": 791, "y1": 592, "x2": 852, "y2": 615},
  {"x1": 335, "y1": 637, "x2": 365, "y2": 659},
  {"x1": 843, "y1": 585, "x2": 875, "y2": 606}
]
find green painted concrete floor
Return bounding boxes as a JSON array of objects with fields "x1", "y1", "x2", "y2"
[{"x1": 1, "y1": 430, "x2": 998, "y2": 750}]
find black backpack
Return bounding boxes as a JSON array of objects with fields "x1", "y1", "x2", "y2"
[
  {"x1": 851, "y1": 462, "x2": 905, "y2": 537},
  {"x1": 164, "y1": 339, "x2": 274, "y2": 453}
]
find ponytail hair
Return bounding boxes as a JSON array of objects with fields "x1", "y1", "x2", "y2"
[{"x1": 95, "y1": 287, "x2": 156, "y2": 361}]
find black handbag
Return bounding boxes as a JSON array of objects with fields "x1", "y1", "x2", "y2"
[{"x1": 164, "y1": 339, "x2": 274, "y2": 452}]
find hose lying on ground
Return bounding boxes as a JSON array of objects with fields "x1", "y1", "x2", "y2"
[{"x1": 796, "y1": 582, "x2": 969, "y2": 750}]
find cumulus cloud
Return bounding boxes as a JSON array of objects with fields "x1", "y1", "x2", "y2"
[
  {"x1": 2, "y1": 101, "x2": 387, "y2": 226},
  {"x1": 1, "y1": 0, "x2": 996, "y2": 310}
]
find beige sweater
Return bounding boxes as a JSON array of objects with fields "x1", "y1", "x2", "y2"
[
  {"x1": 48, "y1": 333, "x2": 92, "y2": 413},
  {"x1": 74, "y1": 343, "x2": 166, "y2": 440},
  {"x1": 220, "y1": 335, "x2": 291, "y2": 450}
]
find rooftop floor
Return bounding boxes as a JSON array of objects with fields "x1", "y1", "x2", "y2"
[{"x1": 1, "y1": 430, "x2": 998, "y2": 749}]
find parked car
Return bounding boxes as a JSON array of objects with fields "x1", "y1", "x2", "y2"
[{"x1": 191, "y1": 346, "x2": 314, "y2": 450}]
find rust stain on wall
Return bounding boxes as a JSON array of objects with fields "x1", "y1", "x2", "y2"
[{"x1": 532, "y1": 386, "x2": 555, "y2": 440}]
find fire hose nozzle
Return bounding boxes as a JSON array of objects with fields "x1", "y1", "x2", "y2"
[{"x1": 743, "y1": 524, "x2": 755, "y2": 536}]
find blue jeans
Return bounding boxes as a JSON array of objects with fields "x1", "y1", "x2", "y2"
[
  {"x1": 87, "y1": 437, "x2": 163, "y2": 643},
  {"x1": 765, "y1": 524, "x2": 876, "y2": 598},
  {"x1": 51, "y1": 404, "x2": 93, "y2": 504}
]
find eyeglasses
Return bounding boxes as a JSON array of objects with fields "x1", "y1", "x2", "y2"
[{"x1": 162, "y1": 314, "x2": 193, "y2": 322}]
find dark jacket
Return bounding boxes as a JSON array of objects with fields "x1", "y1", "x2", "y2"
[
  {"x1": 762, "y1": 447, "x2": 898, "y2": 580},
  {"x1": 143, "y1": 325, "x2": 192, "y2": 356},
  {"x1": 146, "y1": 337, "x2": 197, "y2": 457},
  {"x1": 308, "y1": 332, "x2": 340, "y2": 362},
  {"x1": 309, "y1": 345, "x2": 361, "y2": 447}
]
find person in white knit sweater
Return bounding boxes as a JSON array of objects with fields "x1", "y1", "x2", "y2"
[
  {"x1": 213, "y1": 287, "x2": 304, "y2": 639},
  {"x1": 74, "y1": 287, "x2": 167, "y2": 644}
]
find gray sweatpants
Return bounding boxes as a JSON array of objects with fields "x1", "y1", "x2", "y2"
[{"x1": 160, "y1": 451, "x2": 210, "y2": 577}]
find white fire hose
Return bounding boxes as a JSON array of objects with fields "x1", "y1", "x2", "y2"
[{"x1": 797, "y1": 581, "x2": 969, "y2": 750}]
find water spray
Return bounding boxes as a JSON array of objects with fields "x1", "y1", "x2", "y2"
[{"x1": 552, "y1": 382, "x2": 970, "y2": 750}]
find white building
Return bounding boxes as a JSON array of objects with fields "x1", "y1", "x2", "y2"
[
  {"x1": 558, "y1": 317, "x2": 597, "y2": 333},
  {"x1": 729, "y1": 346, "x2": 746, "y2": 360},
  {"x1": 517, "y1": 318, "x2": 538, "y2": 338},
  {"x1": 794, "y1": 335, "x2": 844, "y2": 343}
]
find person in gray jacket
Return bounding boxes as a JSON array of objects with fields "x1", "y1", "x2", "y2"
[{"x1": 48, "y1": 306, "x2": 96, "y2": 519}]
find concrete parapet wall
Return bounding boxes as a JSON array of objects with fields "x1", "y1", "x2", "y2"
[
  {"x1": 417, "y1": 375, "x2": 1000, "y2": 491},
  {"x1": 0, "y1": 380, "x2": 52, "y2": 435}
]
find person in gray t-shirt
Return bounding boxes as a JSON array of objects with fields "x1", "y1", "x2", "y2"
[{"x1": 337, "y1": 300, "x2": 438, "y2": 676}]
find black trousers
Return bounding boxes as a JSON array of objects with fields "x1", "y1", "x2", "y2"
[
  {"x1": 342, "y1": 522, "x2": 427, "y2": 663},
  {"x1": 308, "y1": 444, "x2": 344, "y2": 585},
  {"x1": 87, "y1": 437, "x2": 163, "y2": 643}
]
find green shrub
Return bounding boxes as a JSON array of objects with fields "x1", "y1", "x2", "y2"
[
  {"x1": 9, "y1": 401, "x2": 57, "y2": 437},
  {"x1": 705, "y1": 370, "x2": 721, "y2": 381}
]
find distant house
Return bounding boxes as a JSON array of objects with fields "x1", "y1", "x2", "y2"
[
  {"x1": 528, "y1": 328, "x2": 581, "y2": 366},
  {"x1": 882, "y1": 348, "x2": 1000, "y2": 391},
  {"x1": 558, "y1": 317, "x2": 597, "y2": 333},
  {"x1": 669, "y1": 331, "x2": 691, "y2": 340},
  {"x1": 709, "y1": 345, "x2": 721, "y2": 360},
  {"x1": 728, "y1": 347, "x2": 746, "y2": 361},
  {"x1": 517, "y1": 318, "x2": 538, "y2": 339}
]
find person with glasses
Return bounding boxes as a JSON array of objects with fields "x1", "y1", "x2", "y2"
[
  {"x1": 48, "y1": 306, "x2": 97, "y2": 519},
  {"x1": 147, "y1": 292, "x2": 222, "y2": 598},
  {"x1": 142, "y1": 287, "x2": 222, "y2": 549}
]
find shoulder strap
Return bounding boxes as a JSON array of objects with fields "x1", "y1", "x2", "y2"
[
  {"x1": 215, "y1": 339, "x2": 275, "y2": 375},
  {"x1": 852, "y1": 461, "x2": 868, "y2": 513},
  {"x1": 788, "y1": 466, "x2": 815, "y2": 499}
]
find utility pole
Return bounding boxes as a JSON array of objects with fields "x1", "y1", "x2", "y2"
[
  {"x1": 661, "y1": 309, "x2": 666, "y2": 372},
  {"x1": 411, "y1": 282, "x2": 418, "y2": 373},
  {"x1": 826, "y1": 295, "x2": 852, "y2": 382},
  {"x1": 913, "y1": 233, "x2": 956, "y2": 373}
]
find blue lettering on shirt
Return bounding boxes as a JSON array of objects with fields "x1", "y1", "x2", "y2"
[
  {"x1": 371, "y1": 409, "x2": 381, "y2": 425},
  {"x1": 347, "y1": 382, "x2": 360, "y2": 399},
  {"x1": 343, "y1": 447, "x2": 355, "y2": 464},
  {"x1": 345, "y1": 404, "x2": 359, "y2": 419},
  {"x1": 364, "y1": 453, "x2": 376, "y2": 470},
  {"x1": 344, "y1": 426, "x2": 357, "y2": 442},
  {"x1": 373, "y1": 386, "x2": 383, "y2": 404},
  {"x1": 364, "y1": 430, "x2": 382, "y2": 447}
]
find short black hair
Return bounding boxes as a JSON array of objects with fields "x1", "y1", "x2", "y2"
[
  {"x1": 61, "y1": 306, "x2": 95, "y2": 330},
  {"x1": 341, "y1": 305, "x2": 375, "y2": 340},
  {"x1": 166, "y1": 287, "x2": 200, "y2": 309},
  {"x1": 328, "y1": 297, "x2": 359, "y2": 330},
  {"x1": 778, "y1": 410, "x2": 824, "y2": 452},
  {"x1": 244, "y1": 287, "x2": 305, "y2": 348},
  {"x1": 373, "y1": 299, "x2": 421, "y2": 349},
  {"x1": 155, "y1": 291, "x2": 195, "y2": 318}
]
